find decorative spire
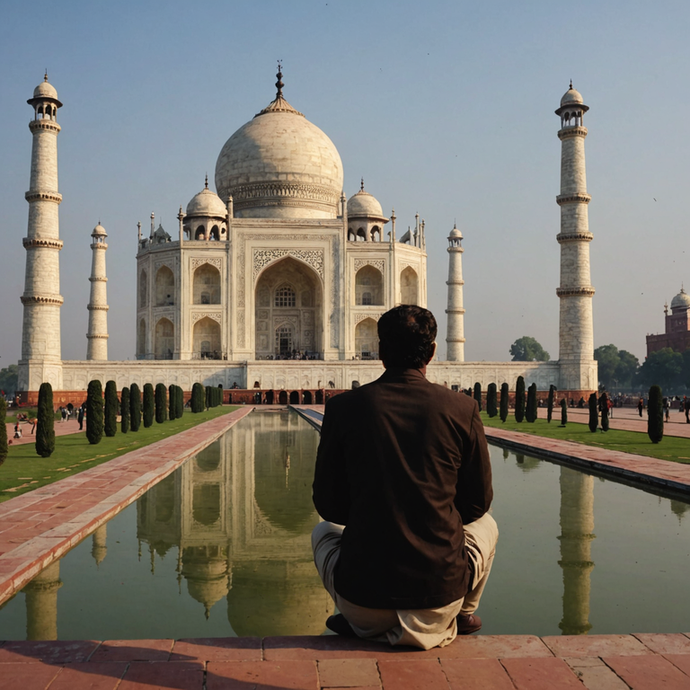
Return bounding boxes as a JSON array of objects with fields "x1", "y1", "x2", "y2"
[
  {"x1": 569, "y1": 79, "x2": 573, "y2": 90},
  {"x1": 44, "y1": 71, "x2": 49, "y2": 82},
  {"x1": 360, "y1": 178, "x2": 365, "y2": 192},
  {"x1": 276, "y1": 60, "x2": 284, "y2": 99},
  {"x1": 204, "y1": 174, "x2": 208, "y2": 189}
]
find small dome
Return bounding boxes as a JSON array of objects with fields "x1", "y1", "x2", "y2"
[
  {"x1": 33, "y1": 76, "x2": 59, "y2": 101},
  {"x1": 186, "y1": 185, "x2": 227, "y2": 218},
  {"x1": 671, "y1": 288, "x2": 690, "y2": 311},
  {"x1": 560, "y1": 85, "x2": 584, "y2": 107},
  {"x1": 448, "y1": 225, "x2": 463, "y2": 240},
  {"x1": 347, "y1": 187, "x2": 385, "y2": 219},
  {"x1": 92, "y1": 223, "x2": 107, "y2": 237}
]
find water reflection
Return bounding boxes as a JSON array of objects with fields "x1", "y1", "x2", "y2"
[
  {"x1": 135, "y1": 410, "x2": 332, "y2": 635},
  {"x1": 558, "y1": 467, "x2": 594, "y2": 635}
]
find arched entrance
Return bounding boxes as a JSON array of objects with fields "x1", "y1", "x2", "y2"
[
  {"x1": 254, "y1": 257, "x2": 323, "y2": 359},
  {"x1": 400, "y1": 267, "x2": 418, "y2": 305},
  {"x1": 154, "y1": 318, "x2": 174, "y2": 359},
  {"x1": 355, "y1": 318, "x2": 378, "y2": 359},
  {"x1": 193, "y1": 317, "x2": 221, "y2": 359},
  {"x1": 193, "y1": 264, "x2": 221, "y2": 304},
  {"x1": 278, "y1": 390, "x2": 288, "y2": 405}
]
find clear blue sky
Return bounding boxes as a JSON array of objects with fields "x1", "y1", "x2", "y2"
[{"x1": 1, "y1": 0, "x2": 687, "y2": 366}]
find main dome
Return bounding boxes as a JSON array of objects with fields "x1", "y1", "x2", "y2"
[{"x1": 215, "y1": 80, "x2": 343, "y2": 220}]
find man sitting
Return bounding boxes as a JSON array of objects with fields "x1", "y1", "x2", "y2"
[{"x1": 312, "y1": 305, "x2": 498, "y2": 649}]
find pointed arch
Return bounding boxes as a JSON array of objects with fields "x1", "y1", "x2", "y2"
[
  {"x1": 193, "y1": 263, "x2": 221, "y2": 305},
  {"x1": 355, "y1": 318, "x2": 378, "y2": 359},
  {"x1": 193, "y1": 316, "x2": 221, "y2": 359},
  {"x1": 155, "y1": 266, "x2": 175, "y2": 306},
  {"x1": 137, "y1": 318, "x2": 147, "y2": 357},
  {"x1": 400, "y1": 266, "x2": 418, "y2": 305},
  {"x1": 154, "y1": 317, "x2": 174, "y2": 359},
  {"x1": 139, "y1": 269, "x2": 148, "y2": 308},
  {"x1": 355, "y1": 265, "x2": 383, "y2": 305}
]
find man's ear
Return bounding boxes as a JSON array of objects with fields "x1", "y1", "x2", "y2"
[{"x1": 426, "y1": 342, "x2": 437, "y2": 364}]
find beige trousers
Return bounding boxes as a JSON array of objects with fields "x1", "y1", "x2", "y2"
[{"x1": 311, "y1": 512, "x2": 498, "y2": 649}]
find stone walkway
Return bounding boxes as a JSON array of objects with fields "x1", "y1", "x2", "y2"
[{"x1": 2, "y1": 404, "x2": 690, "y2": 689}]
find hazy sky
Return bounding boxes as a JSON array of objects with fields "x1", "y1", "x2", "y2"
[{"x1": 1, "y1": 0, "x2": 687, "y2": 367}]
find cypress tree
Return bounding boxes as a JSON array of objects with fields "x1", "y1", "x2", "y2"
[
  {"x1": 547, "y1": 384, "x2": 556, "y2": 423},
  {"x1": 86, "y1": 379, "x2": 104, "y2": 445},
  {"x1": 205, "y1": 385, "x2": 212, "y2": 410},
  {"x1": 121, "y1": 387, "x2": 130, "y2": 433},
  {"x1": 36, "y1": 382, "x2": 55, "y2": 457},
  {"x1": 168, "y1": 385, "x2": 176, "y2": 420},
  {"x1": 560, "y1": 398, "x2": 568, "y2": 426},
  {"x1": 500, "y1": 382, "x2": 509, "y2": 423},
  {"x1": 155, "y1": 383, "x2": 167, "y2": 423},
  {"x1": 191, "y1": 382, "x2": 205, "y2": 413},
  {"x1": 143, "y1": 383, "x2": 154, "y2": 427},
  {"x1": 176, "y1": 386, "x2": 184, "y2": 419},
  {"x1": 526, "y1": 383, "x2": 537, "y2": 423},
  {"x1": 0, "y1": 399, "x2": 8, "y2": 464},
  {"x1": 473, "y1": 382, "x2": 482, "y2": 411},
  {"x1": 104, "y1": 380, "x2": 118, "y2": 437},
  {"x1": 588, "y1": 392, "x2": 598, "y2": 433},
  {"x1": 600, "y1": 391, "x2": 610, "y2": 432},
  {"x1": 648, "y1": 385, "x2": 664, "y2": 444},
  {"x1": 486, "y1": 383, "x2": 498, "y2": 418},
  {"x1": 515, "y1": 376, "x2": 525, "y2": 423},
  {"x1": 130, "y1": 383, "x2": 142, "y2": 432}
]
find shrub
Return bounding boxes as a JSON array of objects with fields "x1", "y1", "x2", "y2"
[
  {"x1": 143, "y1": 383, "x2": 154, "y2": 428},
  {"x1": 560, "y1": 398, "x2": 568, "y2": 426},
  {"x1": 86, "y1": 379, "x2": 104, "y2": 445},
  {"x1": 104, "y1": 380, "x2": 118, "y2": 437},
  {"x1": 486, "y1": 383, "x2": 498, "y2": 418},
  {"x1": 547, "y1": 384, "x2": 556, "y2": 423},
  {"x1": 648, "y1": 385, "x2": 664, "y2": 444},
  {"x1": 168, "y1": 385, "x2": 176, "y2": 420},
  {"x1": 473, "y1": 382, "x2": 482, "y2": 411},
  {"x1": 176, "y1": 386, "x2": 185, "y2": 419},
  {"x1": 130, "y1": 383, "x2": 142, "y2": 432},
  {"x1": 515, "y1": 376, "x2": 525, "y2": 423},
  {"x1": 526, "y1": 383, "x2": 537, "y2": 423},
  {"x1": 36, "y1": 382, "x2": 55, "y2": 457},
  {"x1": 155, "y1": 383, "x2": 167, "y2": 423},
  {"x1": 120, "y1": 387, "x2": 130, "y2": 433},
  {"x1": 0, "y1": 399, "x2": 8, "y2": 464},
  {"x1": 600, "y1": 392, "x2": 610, "y2": 432},
  {"x1": 191, "y1": 382, "x2": 205, "y2": 413},
  {"x1": 500, "y1": 383, "x2": 509, "y2": 423},
  {"x1": 588, "y1": 392, "x2": 598, "y2": 433}
]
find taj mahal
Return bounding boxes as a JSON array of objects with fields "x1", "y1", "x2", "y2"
[{"x1": 16, "y1": 69, "x2": 597, "y2": 402}]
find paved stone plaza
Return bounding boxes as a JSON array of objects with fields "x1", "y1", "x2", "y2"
[{"x1": 1, "y1": 406, "x2": 690, "y2": 689}]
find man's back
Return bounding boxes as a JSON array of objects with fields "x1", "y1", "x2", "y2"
[{"x1": 313, "y1": 368, "x2": 493, "y2": 610}]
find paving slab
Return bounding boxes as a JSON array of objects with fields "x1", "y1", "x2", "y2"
[
  {"x1": 46, "y1": 662, "x2": 128, "y2": 690},
  {"x1": 118, "y1": 660, "x2": 204, "y2": 690},
  {"x1": 603, "y1": 654, "x2": 690, "y2": 690},
  {"x1": 88, "y1": 638, "x2": 174, "y2": 662},
  {"x1": 542, "y1": 633, "x2": 654, "y2": 658},
  {"x1": 317, "y1": 658, "x2": 381, "y2": 687},
  {"x1": 207, "y1": 660, "x2": 319, "y2": 689},
  {"x1": 500, "y1": 657, "x2": 585, "y2": 689},
  {"x1": 377, "y1": 659, "x2": 450, "y2": 690},
  {"x1": 170, "y1": 637, "x2": 262, "y2": 662},
  {"x1": 440, "y1": 658, "x2": 519, "y2": 690}
]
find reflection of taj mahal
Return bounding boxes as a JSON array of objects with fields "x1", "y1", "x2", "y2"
[
  {"x1": 136, "y1": 411, "x2": 332, "y2": 635},
  {"x1": 17, "y1": 69, "x2": 597, "y2": 398}
]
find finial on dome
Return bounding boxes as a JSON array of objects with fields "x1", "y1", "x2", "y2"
[
  {"x1": 569, "y1": 79, "x2": 573, "y2": 89},
  {"x1": 44, "y1": 71, "x2": 49, "y2": 82},
  {"x1": 276, "y1": 60, "x2": 284, "y2": 99},
  {"x1": 204, "y1": 174, "x2": 208, "y2": 189},
  {"x1": 360, "y1": 178, "x2": 364, "y2": 192}
]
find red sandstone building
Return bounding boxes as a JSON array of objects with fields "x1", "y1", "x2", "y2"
[{"x1": 646, "y1": 288, "x2": 690, "y2": 355}]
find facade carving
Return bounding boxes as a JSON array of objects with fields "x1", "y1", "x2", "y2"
[
  {"x1": 253, "y1": 249, "x2": 324, "y2": 280},
  {"x1": 191, "y1": 257, "x2": 222, "y2": 271},
  {"x1": 354, "y1": 259, "x2": 385, "y2": 273}
]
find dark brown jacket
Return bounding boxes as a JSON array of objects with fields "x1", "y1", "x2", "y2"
[{"x1": 313, "y1": 368, "x2": 493, "y2": 610}]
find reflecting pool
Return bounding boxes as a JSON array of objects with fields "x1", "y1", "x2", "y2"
[{"x1": 0, "y1": 411, "x2": 689, "y2": 640}]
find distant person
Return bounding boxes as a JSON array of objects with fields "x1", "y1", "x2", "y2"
[
  {"x1": 663, "y1": 397, "x2": 671, "y2": 423},
  {"x1": 78, "y1": 405, "x2": 85, "y2": 431},
  {"x1": 312, "y1": 305, "x2": 497, "y2": 650},
  {"x1": 638, "y1": 398, "x2": 644, "y2": 417},
  {"x1": 13, "y1": 422, "x2": 22, "y2": 439}
]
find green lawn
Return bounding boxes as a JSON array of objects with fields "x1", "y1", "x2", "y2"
[
  {"x1": 0, "y1": 406, "x2": 239, "y2": 502},
  {"x1": 481, "y1": 413, "x2": 690, "y2": 464}
]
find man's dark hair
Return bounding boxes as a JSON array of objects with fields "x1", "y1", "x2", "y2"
[{"x1": 377, "y1": 305, "x2": 437, "y2": 369}]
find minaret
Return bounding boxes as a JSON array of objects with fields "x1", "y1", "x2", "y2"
[
  {"x1": 24, "y1": 561, "x2": 63, "y2": 640},
  {"x1": 556, "y1": 83, "x2": 597, "y2": 392},
  {"x1": 445, "y1": 224, "x2": 465, "y2": 361},
  {"x1": 86, "y1": 223, "x2": 109, "y2": 360},
  {"x1": 19, "y1": 75, "x2": 64, "y2": 392}
]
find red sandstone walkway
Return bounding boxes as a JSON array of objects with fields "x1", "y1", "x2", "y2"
[
  {"x1": 3, "y1": 405, "x2": 690, "y2": 689},
  {"x1": 0, "y1": 407, "x2": 254, "y2": 606}
]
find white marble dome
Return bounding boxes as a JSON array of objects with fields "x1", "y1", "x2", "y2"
[
  {"x1": 560, "y1": 85, "x2": 584, "y2": 107},
  {"x1": 671, "y1": 288, "x2": 690, "y2": 311},
  {"x1": 215, "y1": 93, "x2": 344, "y2": 219},
  {"x1": 186, "y1": 185, "x2": 227, "y2": 218},
  {"x1": 347, "y1": 188, "x2": 385, "y2": 219},
  {"x1": 33, "y1": 76, "x2": 59, "y2": 101},
  {"x1": 91, "y1": 223, "x2": 107, "y2": 237}
]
